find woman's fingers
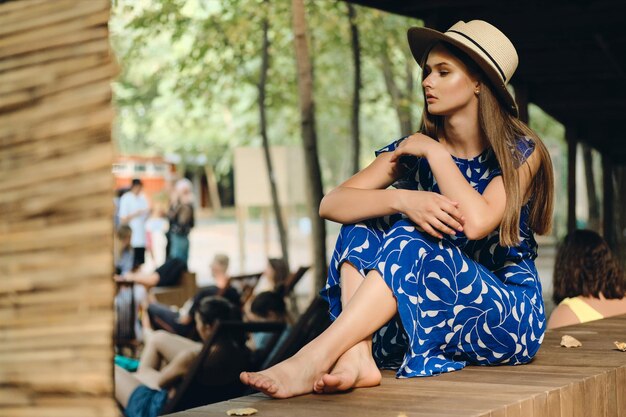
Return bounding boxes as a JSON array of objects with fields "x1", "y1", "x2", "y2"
[
  {"x1": 431, "y1": 218, "x2": 456, "y2": 236},
  {"x1": 436, "y1": 196, "x2": 465, "y2": 227},
  {"x1": 439, "y1": 211, "x2": 464, "y2": 232},
  {"x1": 420, "y1": 222, "x2": 443, "y2": 239},
  {"x1": 389, "y1": 150, "x2": 402, "y2": 163}
]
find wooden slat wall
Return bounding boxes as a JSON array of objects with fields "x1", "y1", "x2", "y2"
[{"x1": 0, "y1": 0, "x2": 117, "y2": 416}]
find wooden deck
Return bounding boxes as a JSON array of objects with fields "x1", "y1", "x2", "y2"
[{"x1": 166, "y1": 315, "x2": 626, "y2": 417}]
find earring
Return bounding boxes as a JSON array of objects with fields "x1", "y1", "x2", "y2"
[{"x1": 475, "y1": 89, "x2": 480, "y2": 95}]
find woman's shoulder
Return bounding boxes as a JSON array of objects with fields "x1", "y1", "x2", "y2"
[
  {"x1": 547, "y1": 301, "x2": 580, "y2": 329},
  {"x1": 512, "y1": 135, "x2": 536, "y2": 167},
  {"x1": 374, "y1": 135, "x2": 411, "y2": 157}
]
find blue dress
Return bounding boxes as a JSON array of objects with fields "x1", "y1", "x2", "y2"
[{"x1": 320, "y1": 135, "x2": 545, "y2": 378}]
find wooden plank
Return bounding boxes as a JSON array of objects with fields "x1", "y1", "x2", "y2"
[
  {"x1": 0, "y1": 0, "x2": 108, "y2": 39},
  {"x1": 0, "y1": 138, "x2": 113, "y2": 191},
  {"x1": 0, "y1": 110, "x2": 112, "y2": 158},
  {"x1": 0, "y1": 79, "x2": 112, "y2": 140},
  {"x1": 0, "y1": 402, "x2": 118, "y2": 417},
  {"x1": 0, "y1": 26, "x2": 108, "y2": 70},
  {"x1": 571, "y1": 380, "x2": 584, "y2": 417},
  {"x1": 0, "y1": 52, "x2": 112, "y2": 96},
  {"x1": 504, "y1": 402, "x2": 521, "y2": 417},
  {"x1": 0, "y1": 0, "x2": 47, "y2": 14},
  {"x1": 0, "y1": 388, "x2": 32, "y2": 407},
  {"x1": 0, "y1": 170, "x2": 114, "y2": 224},
  {"x1": 1, "y1": 243, "x2": 111, "y2": 273},
  {"x1": 0, "y1": 287, "x2": 114, "y2": 311},
  {"x1": 559, "y1": 383, "x2": 574, "y2": 417},
  {"x1": 0, "y1": 38, "x2": 110, "y2": 73},
  {"x1": 532, "y1": 392, "x2": 548, "y2": 417},
  {"x1": 617, "y1": 366, "x2": 626, "y2": 417},
  {"x1": 1, "y1": 255, "x2": 112, "y2": 294},
  {"x1": 1, "y1": 218, "x2": 111, "y2": 254}
]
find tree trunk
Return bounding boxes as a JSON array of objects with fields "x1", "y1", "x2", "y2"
[
  {"x1": 582, "y1": 143, "x2": 600, "y2": 232},
  {"x1": 203, "y1": 165, "x2": 222, "y2": 212},
  {"x1": 347, "y1": 3, "x2": 361, "y2": 175},
  {"x1": 381, "y1": 50, "x2": 413, "y2": 135},
  {"x1": 258, "y1": 2, "x2": 290, "y2": 268},
  {"x1": 291, "y1": 0, "x2": 327, "y2": 291}
]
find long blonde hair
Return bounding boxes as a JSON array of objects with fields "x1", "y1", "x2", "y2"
[{"x1": 420, "y1": 42, "x2": 554, "y2": 246}]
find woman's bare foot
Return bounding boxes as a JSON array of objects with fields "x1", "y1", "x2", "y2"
[
  {"x1": 240, "y1": 348, "x2": 328, "y2": 399},
  {"x1": 313, "y1": 341, "x2": 381, "y2": 394}
]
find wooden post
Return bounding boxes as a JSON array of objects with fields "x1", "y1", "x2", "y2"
[
  {"x1": 566, "y1": 127, "x2": 577, "y2": 233},
  {"x1": 0, "y1": 1, "x2": 117, "y2": 415},
  {"x1": 602, "y1": 153, "x2": 615, "y2": 248}
]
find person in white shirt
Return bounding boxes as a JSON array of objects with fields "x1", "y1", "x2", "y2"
[{"x1": 119, "y1": 178, "x2": 150, "y2": 269}]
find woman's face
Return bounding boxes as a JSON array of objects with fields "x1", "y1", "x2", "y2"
[
  {"x1": 422, "y1": 44, "x2": 480, "y2": 117},
  {"x1": 195, "y1": 312, "x2": 212, "y2": 342}
]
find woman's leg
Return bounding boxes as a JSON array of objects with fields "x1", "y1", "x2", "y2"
[
  {"x1": 313, "y1": 262, "x2": 381, "y2": 393},
  {"x1": 115, "y1": 365, "x2": 143, "y2": 408},
  {"x1": 240, "y1": 269, "x2": 397, "y2": 399},
  {"x1": 138, "y1": 330, "x2": 201, "y2": 372}
]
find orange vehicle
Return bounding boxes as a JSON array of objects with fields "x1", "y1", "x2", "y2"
[{"x1": 112, "y1": 156, "x2": 176, "y2": 203}]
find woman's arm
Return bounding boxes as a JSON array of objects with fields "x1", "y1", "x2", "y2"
[
  {"x1": 318, "y1": 151, "x2": 408, "y2": 224},
  {"x1": 427, "y1": 145, "x2": 540, "y2": 240},
  {"x1": 391, "y1": 134, "x2": 540, "y2": 240},
  {"x1": 320, "y1": 150, "x2": 464, "y2": 237}
]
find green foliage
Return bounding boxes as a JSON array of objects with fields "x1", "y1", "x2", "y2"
[
  {"x1": 110, "y1": 0, "x2": 420, "y2": 183},
  {"x1": 528, "y1": 103, "x2": 567, "y2": 238}
]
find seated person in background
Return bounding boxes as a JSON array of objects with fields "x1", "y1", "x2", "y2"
[
  {"x1": 115, "y1": 296, "x2": 239, "y2": 417},
  {"x1": 146, "y1": 254, "x2": 240, "y2": 340},
  {"x1": 115, "y1": 225, "x2": 135, "y2": 276},
  {"x1": 115, "y1": 257, "x2": 187, "y2": 290},
  {"x1": 245, "y1": 291, "x2": 292, "y2": 368},
  {"x1": 253, "y1": 258, "x2": 290, "y2": 296},
  {"x1": 147, "y1": 284, "x2": 241, "y2": 341},
  {"x1": 547, "y1": 229, "x2": 626, "y2": 329}
]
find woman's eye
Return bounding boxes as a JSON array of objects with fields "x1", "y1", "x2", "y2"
[{"x1": 439, "y1": 71, "x2": 449, "y2": 76}]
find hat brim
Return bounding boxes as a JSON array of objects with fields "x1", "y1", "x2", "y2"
[{"x1": 407, "y1": 26, "x2": 519, "y2": 117}]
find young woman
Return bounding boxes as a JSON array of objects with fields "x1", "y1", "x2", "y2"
[
  {"x1": 168, "y1": 178, "x2": 195, "y2": 262},
  {"x1": 115, "y1": 296, "x2": 239, "y2": 417},
  {"x1": 240, "y1": 20, "x2": 554, "y2": 398},
  {"x1": 547, "y1": 229, "x2": 626, "y2": 329}
]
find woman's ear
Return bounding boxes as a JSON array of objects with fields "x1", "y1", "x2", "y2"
[{"x1": 474, "y1": 81, "x2": 481, "y2": 95}]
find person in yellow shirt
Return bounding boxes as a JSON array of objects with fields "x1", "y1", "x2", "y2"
[{"x1": 547, "y1": 229, "x2": 626, "y2": 329}]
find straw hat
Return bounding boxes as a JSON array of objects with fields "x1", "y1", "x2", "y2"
[{"x1": 407, "y1": 20, "x2": 519, "y2": 116}]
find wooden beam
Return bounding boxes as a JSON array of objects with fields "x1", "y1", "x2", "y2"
[{"x1": 566, "y1": 126, "x2": 577, "y2": 233}]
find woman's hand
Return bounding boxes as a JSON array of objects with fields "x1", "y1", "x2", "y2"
[
  {"x1": 389, "y1": 133, "x2": 442, "y2": 162},
  {"x1": 397, "y1": 190, "x2": 465, "y2": 239}
]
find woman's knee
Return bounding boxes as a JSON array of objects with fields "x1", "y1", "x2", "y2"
[
  {"x1": 151, "y1": 329, "x2": 171, "y2": 345},
  {"x1": 340, "y1": 260, "x2": 359, "y2": 274}
]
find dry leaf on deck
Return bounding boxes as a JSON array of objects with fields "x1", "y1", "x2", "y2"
[
  {"x1": 614, "y1": 341, "x2": 626, "y2": 352},
  {"x1": 560, "y1": 335, "x2": 582, "y2": 348},
  {"x1": 227, "y1": 408, "x2": 258, "y2": 416}
]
